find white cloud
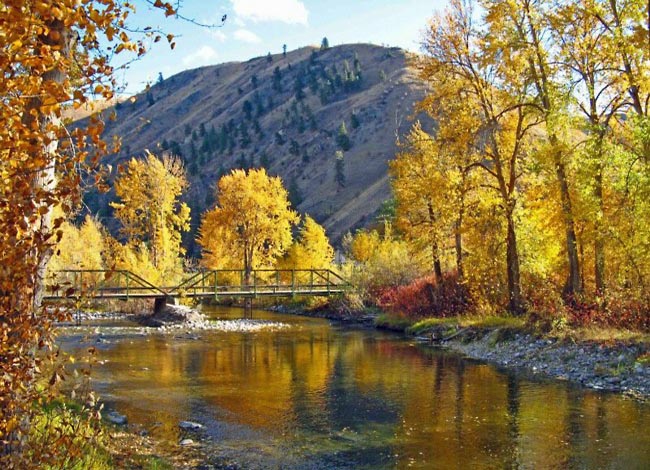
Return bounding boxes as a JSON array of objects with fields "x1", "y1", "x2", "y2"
[
  {"x1": 210, "y1": 30, "x2": 227, "y2": 42},
  {"x1": 233, "y1": 28, "x2": 262, "y2": 44},
  {"x1": 182, "y1": 45, "x2": 219, "y2": 67},
  {"x1": 231, "y1": 0, "x2": 308, "y2": 25}
]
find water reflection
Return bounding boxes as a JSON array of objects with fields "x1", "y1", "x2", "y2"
[{"x1": 59, "y1": 306, "x2": 650, "y2": 469}]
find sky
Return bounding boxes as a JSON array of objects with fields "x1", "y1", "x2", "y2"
[{"x1": 114, "y1": 0, "x2": 448, "y2": 95}]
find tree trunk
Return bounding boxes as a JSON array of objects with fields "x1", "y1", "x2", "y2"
[
  {"x1": 454, "y1": 214, "x2": 464, "y2": 281},
  {"x1": 594, "y1": 163, "x2": 605, "y2": 294},
  {"x1": 506, "y1": 213, "x2": 525, "y2": 314},
  {"x1": 243, "y1": 246, "x2": 252, "y2": 286},
  {"x1": 433, "y1": 240, "x2": 443, "y2": 286},
  {"x1": 555, "y1": 159, "x2": 582, "y2": 298},
  {"x1": 28, "y1": 18, "x2": 69, "y2": 310},
  {"x1": 428, "y1": 201, "x2": 444, "y2": 285}
]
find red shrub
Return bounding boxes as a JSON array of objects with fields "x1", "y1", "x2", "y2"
[
  {"x1": 376, "y1": 272, "x2": 472, "y2": 319},
  {"x1": 566, "y1": 293, "x2": 650, "y2": 332}
]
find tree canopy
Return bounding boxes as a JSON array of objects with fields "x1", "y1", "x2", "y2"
[{"x1": 198, "y1": 168, "x2": 299, "y2": 282}]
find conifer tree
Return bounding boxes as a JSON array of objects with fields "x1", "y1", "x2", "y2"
[{"x1": 337, "y1": 122, "x2": 352, "y2": 150}]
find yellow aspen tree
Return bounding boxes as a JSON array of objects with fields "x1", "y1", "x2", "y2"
[
  {"x1": 279, "y1": 215, "x2": 335, "y2": 271},
  {"x1": 484, "y1": 0, "x2": 584, "y2": 297},
  {"x1": 419, "y1": 0, "x2": 539, "y2": 313},
  {"x1": 110, "y1": 152, "x2": 190, "y2": 283},
  {"x1": 198, "y1": 168, "x2": 299, "y2": 284},
  {"x1": 390, "y1": 122, "x2": 471, "y2": 283}
]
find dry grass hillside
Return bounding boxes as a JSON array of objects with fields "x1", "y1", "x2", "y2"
[{"x1": 85, "y1": 43, "x2": 431, "y2": 255}]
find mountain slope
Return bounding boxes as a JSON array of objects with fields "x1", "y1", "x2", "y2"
[{"x1": 89, "y1": 43, "x2": 430, "y2": 254}]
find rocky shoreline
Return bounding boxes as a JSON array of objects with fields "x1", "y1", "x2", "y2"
[
  {"x1": 271, "y1": 304, "x2": 650, "y2": 401},
  {"x1": 418, "y1": 326, "x2": 650, "y2": 401}
]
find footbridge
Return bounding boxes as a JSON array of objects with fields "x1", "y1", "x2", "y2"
[{"x1": 44, "y1": 268, "x2": 349, "y2": 302}]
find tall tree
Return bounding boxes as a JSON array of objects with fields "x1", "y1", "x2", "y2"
[
  {"x1": 110, "y1": 152, "x2": 190, "y2": 281},
  {"x1": 419, "y1": 0, "x2": 538, "y2": 313},
  {"x1": 279, "y1": 215, "x2": 335, "y2": 271},
  {"x1": 198, "y1": 168, "x2": 299, "y2": 283},
  {"x1": 391, "y1": 123, "x2": 471, "y2": 282},
  {"x1": 0, "y1": 0, "x2": 184, "y2": 463},
  {"x1": 484, "y1": 0, "x2": 583, "y2": 297}
]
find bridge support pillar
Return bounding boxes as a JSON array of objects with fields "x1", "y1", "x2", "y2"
[{"x1": 154, "y1": 296, "x2": 178, "y2": 314}]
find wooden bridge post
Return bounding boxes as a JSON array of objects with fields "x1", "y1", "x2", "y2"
[
  {"x1": 214, "y1": 271, "x2": 218, "y2": 301},
  {"x1": 291, "y1": 270, "x2": 295, "y2": 296},
  {"x1": 327, "y1": 270, "x2": 330, "y2": 295}
]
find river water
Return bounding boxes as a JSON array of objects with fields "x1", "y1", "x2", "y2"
[{"x1": 58, "y1": 306, "x2": 650, "y2": 469}]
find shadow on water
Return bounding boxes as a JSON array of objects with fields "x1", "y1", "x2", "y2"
[{"x1": 57, "y1": 306, "x2": 650, "y2": 469}]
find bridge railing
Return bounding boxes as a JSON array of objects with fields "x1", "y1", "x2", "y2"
[
  {"x1": 46, "y1": 269, "x2": 168, "y2": 300},
  {"x1": 45, "y1": 268, "x2": 350, "y2": 301},
  {"x1": 169, "y1": 268, "x2": 349, "y2": 298}
]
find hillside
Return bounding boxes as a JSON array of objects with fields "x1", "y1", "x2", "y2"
[{"x1": 86, "y1": 43, "x2": 429, "y2": 255}]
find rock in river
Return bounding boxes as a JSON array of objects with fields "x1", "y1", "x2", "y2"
[
  {"x1": 179, "y1": 420, "x2": 204, "y2": 431},
  {"x1": 105, "y1": 411, "x2": 127, "y2": 425}
]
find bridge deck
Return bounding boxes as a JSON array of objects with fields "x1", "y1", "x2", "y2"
[{"x1": 44, "y1": 269, "x2": 349, "y2": 301}]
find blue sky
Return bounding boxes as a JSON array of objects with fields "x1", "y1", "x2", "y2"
[{"x1": 115, "y1": 0, "x2": 448, "y2": 94}]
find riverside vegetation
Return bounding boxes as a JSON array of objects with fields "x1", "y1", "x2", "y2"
[{"x1": 2, "y1": 0, "x2": 650, "y2": 468}]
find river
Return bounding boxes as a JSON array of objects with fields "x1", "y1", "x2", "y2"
[{"x1": 57, "y1": 306, "x2": 650, "y2": 469}]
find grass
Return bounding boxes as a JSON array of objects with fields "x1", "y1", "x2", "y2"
[
  {"x1": 374, "y1": 313, "x2": 414, "y2": 331},
  {"x1": 554, "y1": 325, "x2": 650, "y2": 344},
  {"x1": 403, "y1": 314, "x2": 527, "y2": 336},
  {"x1": 22, "y1": 398, "x2": 178, "y2": 470}
]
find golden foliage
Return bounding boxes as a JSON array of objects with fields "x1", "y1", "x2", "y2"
[
  {"x1": 198, "y1": 168, "x2": 299, "y2": 280},
  {"x1": 279, "y1": 215, "x2": 335, "y2": 270},
  {"x1": 345, "y1": 224, "x2": 428, "y2": 293},
  {"x1": 110, "y1": 152, "x2": 190, "y2": 284},
  {"x1": 0, "y1": 0, "x2": 179, "y2": 465},
  {"x1": 392, "y1": 0, "x2": 650, "y2": 323}
]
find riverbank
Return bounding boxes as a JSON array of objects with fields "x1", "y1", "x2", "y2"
[
  {"x1": 273, "y1": 301, "x2": 650, "y2": 401},
  {"x1": 414, "y1": 320, "x2": 650, "y2": 401},
  {"x1": 65, "y1": 304, "x2": 650, "y2": 401},
  {"x1": 53, "y1": 303, "x2": 650, "y2": 469}
]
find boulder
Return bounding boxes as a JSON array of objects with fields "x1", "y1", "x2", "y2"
[{"x1": 105, "y1": 411, "x2": 127, "y2": 425}]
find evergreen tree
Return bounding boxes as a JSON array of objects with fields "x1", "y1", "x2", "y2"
[
  {"x1": 353, "y1": 52, "x2": 361, "y2": 75},
  {"x1": 351, "y1": 112, "x2": 360, "y2": 129},
  {"x1": 283, "y1": 44, "x2": 287, "y2": 57},
  {"x1": 251, "y1": 74, "x2": 258, "y2": 89},
  {"x1": 321, "y1": 37, "x2": 330, "y2": 50},
  {"x1": 272, "y1": 66, "x2": 283, "y2": 92},
  {"x1": 243, "y1": 100, "x2": 253, "y2": 120},
  {"x1": 335, "y1": 150, "x2": 345, "y2": 188},
  {"x1": 289, "y1": 139, "x2": 300, "y2": 156},
  {"x1": 288, "y1": 178, "x2": 303, "y2": 207},
  {"x1": 260, "y1": 152, "x2": 270, "y2": 168},
  {"x1": 239, "y1": 121, "x2": 251, "y2": 148},
  {"x1": 294, "y1": 72, "x2": 306, "y2": 100},
  {"x1": 337, "y1": 121, "x2": 352, "y2": 150}
]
